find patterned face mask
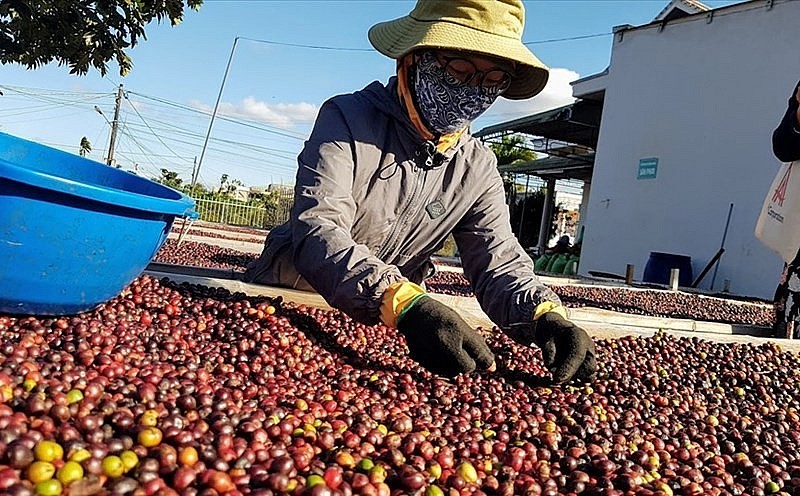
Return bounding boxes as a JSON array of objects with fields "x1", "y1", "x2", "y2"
[{"x1": 412, "y1": 51, "x2": 500, "y2": 135}]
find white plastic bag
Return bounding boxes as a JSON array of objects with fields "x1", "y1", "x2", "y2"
[{"x1": 755, "y1": 161, "x2": 800, "y2": 263}]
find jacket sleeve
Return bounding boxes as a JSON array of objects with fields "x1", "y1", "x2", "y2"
[
  {"x1": 773, "y1": 80, "x2": 800, "y2": 163},
  {"x1": 452, "y1": 156, "x2": 560, "y2": 327},
  {"x1": 290, "y1": 100, "x2": 404, "y2": 325}
]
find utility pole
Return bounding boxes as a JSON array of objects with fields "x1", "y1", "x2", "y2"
[
  {"x1": 190, "y1": 156, "x2": 198, "y2": 196},
  {"x1": 106, "y1": 84, "x2": 124, "y2": 167},
  {"x1": 192, "y1": 37, "x2": 240, "y2": 192}
]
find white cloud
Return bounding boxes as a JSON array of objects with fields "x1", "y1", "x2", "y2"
[
  {"x1": 192, "y1": 97, "x2": 319, "y2": 130},
  {"x1": 189, "y1": 67, "x2": 577, "y2": 133},
  {"x1": 477, "y1": 67, "x2": 580, "y2": 127}
]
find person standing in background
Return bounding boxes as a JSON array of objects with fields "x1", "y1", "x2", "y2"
[{"x1": 771, "y1": 80, "x2": 800, "y2": 338}]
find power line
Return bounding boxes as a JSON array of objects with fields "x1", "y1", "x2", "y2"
[
  {"x1": 123, "y1": 92, "x2": 193, "y2": 164},
  {"x1": 1, "y1": 84, "x2": 299, "y2": 182},
  {"x1": 524, "y1": 33, "x2": 611, "y2": 45},
  {"x1": 237, "y1": 33, "x2": 613, "y2": 51},
  {"x1": 0, "y1": 87, "x2": 112, "y2": 119},
  {"x1": 119, "y1": 121, "x2": 297, "y2": 174},
  {"x1": 121, "y1": 117, "x2": 299, "y2": 161},
  {"x1": 116, "y1": 123, "x2": 185, "y2": 175},
  {"x1": 239, "y1": 36, "x2": 373, "y2": 52},
  {"x1": 0, "y1": 84, "x2": 109, "y2": 98},
  {"x1": 127, "y1": 90, "x2": 308, "y2": 141}
]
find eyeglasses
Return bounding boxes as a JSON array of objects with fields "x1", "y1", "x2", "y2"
[{"x1": 435, "y1": 53, "x2": 515, "y2": 92}]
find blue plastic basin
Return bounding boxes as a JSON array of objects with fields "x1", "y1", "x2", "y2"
[{"x1": 0, "y1": 131, "x2": 198, "y2": 315}]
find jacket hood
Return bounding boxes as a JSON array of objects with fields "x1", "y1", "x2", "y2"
[
  {"x1": 359, "y1": 76, "x2": 471, "y2": 159},
  {"x1": 360, "y1": 77, "x2": 419, "y2": 136}
]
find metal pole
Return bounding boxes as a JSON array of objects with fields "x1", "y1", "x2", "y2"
[
  {"x1": 518, "y1": 173, "x2": 531, "y2": 240},
  {"x1": 710, "y1": 203, "x2": 734, "y2": 290},
  {"x1": 669, "y1": 268, "x2": 680, "y2": 291},
  {"x1": 192, "y1": 37, "x2": 240, "y2": 192},
  {"x1": 106, "y1": 84, "x2": 123, "y2": 166},
  {"x1": 536, "y1": 178, "x2": 556, "y2": 255},
  {"x1": 190, "y1": 156, "x2": 198, "y2": 196}
]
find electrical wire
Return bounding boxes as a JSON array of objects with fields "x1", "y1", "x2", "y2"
[
  {"x1": 236, "y1": 33, "x2": 613, "y2": 50},
  {"x1": 120, "y1": 112, "x2": 300, "y2": 159},
  {"x1": 119, "y1": 117, "x2": 299, "y2": 162},
  {"x1": 0, "y1": 84, "x2": 298, "y2": 184},
  {"x1": 123, "y1": 92, "x2": 194, "y2": 165},
  {"x1": 127, "y1": 91, "x2": 309, "y2": 141},
  {"x1": 115, "y1": 124, "x2": 186, "y2": 176}
]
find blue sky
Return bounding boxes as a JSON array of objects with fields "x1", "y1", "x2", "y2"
[{"x1": 0, "y1": 0, "x2": 738, "y2": 188}]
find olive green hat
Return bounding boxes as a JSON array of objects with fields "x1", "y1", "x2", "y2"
[{"x1": 368, "y1": 0, "x2": 550, "y2": 100}]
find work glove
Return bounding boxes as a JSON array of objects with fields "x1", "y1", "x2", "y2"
[
  {"x1": 396, "y1": 296, "x2": 496, "y2": 378},
  {"x1": 505, "y1": 311, "x2": 597, "y2": 384}
]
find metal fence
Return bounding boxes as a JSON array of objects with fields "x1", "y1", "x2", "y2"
[{"x1": 191, "y1": 192, "x2": 294, "y2": 229}]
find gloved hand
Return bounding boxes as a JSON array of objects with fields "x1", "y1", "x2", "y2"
[
  {"x1": 505, "y1": 311, "x2": 597, "y2": 384},
  {"x1": 396, "y1": 296, "x2": 496, "y2": 378}
]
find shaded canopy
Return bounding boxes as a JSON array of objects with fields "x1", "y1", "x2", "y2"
[{"x1": 475, "y1": 99, "x2": 603, "y2": 181}]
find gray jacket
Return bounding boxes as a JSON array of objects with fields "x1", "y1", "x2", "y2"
[{"x1": 242, "y1": 77, "x2": 559, "y2": 325}]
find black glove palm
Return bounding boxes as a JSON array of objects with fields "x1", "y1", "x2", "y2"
[
  {"x1": 506, "y1": 312, "x2": 597, "y2": 384},
  {"x1": 397, "y1": 296, "x2": 495, "y2": 378}
]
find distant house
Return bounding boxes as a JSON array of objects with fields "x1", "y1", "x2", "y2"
[
  {"x1": 213, "y1": 184, "x2": 251, "y2": 202},
  {"x1": 250, "y1": 184, "x2": 294, "y2": 195}
]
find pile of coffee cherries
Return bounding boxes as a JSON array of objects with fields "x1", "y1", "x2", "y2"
[
  {"x1": 152, "y1": 236, "x2": 772, "y2": 328},
  {"x1": 2, "y1": 275, "x2": 797, "y2": 495},
  {"x1": 154, "y1": 240, "x2": 256, "y2": 271},
  {"x1": 425, "y1": 272, "x2": 773, "y2": 327}
]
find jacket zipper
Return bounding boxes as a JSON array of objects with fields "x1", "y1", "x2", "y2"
[{"x1": 375, "y1": 142, "x2": 433, "y2": 260}]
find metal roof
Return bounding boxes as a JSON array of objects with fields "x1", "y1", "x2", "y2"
[
  {"x1": 475, "y1": 99, "x2": 602, "y2": 149},
  {"x1": 497, "y1": 155, "x2": 594, "y2": 182},
  {"x1": 475, "y1": 99, "x2": 602, "y2": 181}
]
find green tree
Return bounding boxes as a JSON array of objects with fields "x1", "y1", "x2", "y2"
[
  {"x1": 509, "y1": 189, "x2": 546, "y2": 249},
  {"x1": 490, "y1": 135, "x2": 537, "y2": 201},
  {"x1": 489, "y1": 135, "x2": 545, "y2": 249},
  {"x1": 189, "y1": 182, "x2": 209, "y2": 197},
  {"x1": 78, "y1": 136, "x2": 91, "y2": 157},
  {"x1": 490, "y1": 135, "x2": 536, "y2": 166},
  {"x1": 251, "y1": 189, "x2": 280, "y2": 209},
  {"x1": 226, "y1": 178, "x2": 244, "y2": 196},
  {"x1": 156, "y1": 168, "x2": 183, "y2": 190},
  {"x1": 0, "y1": 0, "x2": 203, "y2": 76}
]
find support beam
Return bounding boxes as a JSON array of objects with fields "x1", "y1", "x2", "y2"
[{"x1": 536, "y1": 178, "x2": 557, "y2": 254}]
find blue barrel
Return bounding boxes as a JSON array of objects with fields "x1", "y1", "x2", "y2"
[{"x1": 643, "y1": 252, "x2": 693, "y2": 287}]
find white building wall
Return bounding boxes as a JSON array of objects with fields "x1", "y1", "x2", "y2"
[{"x1": 579, "y1": 0, "x2": 800, "y2": 298}]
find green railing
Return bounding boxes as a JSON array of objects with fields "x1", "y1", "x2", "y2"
[{"x1": 191, "y1": 193, "x2": 293, "y2": 229}]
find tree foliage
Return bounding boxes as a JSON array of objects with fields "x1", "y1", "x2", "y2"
[
  {"x1": 0, "y1": 0, "x2": 203, "y2": 76},
  {"x1": 508, "y1": 189, "x2": 546, "y2": 249},
  {"x1": 156, "y1": 168, "x2": 183, "y2": 190},
  {"x1": 78, "y1": 136, "x2": 91, "y2": 157},
  {"x1": 154, "y1": 169, "x2": 295, "y2": 229},
  {"x1": 490, "y1": 135, "x2": 536, "y2": 166},
  {"x1": 489, "y1": 135, "x2": 549, "y2": 248}
]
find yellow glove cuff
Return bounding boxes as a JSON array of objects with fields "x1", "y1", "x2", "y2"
[
  {"x1": 380, "y1": 281, "x2": 426, "y2": 327},
  {"x1": 533, "y1": 301, "x2": 568, "y2": 320}
]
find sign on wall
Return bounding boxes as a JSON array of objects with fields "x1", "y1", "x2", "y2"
[{"x1": 637, "y1": 157, "x2": 659, "y2": 180}]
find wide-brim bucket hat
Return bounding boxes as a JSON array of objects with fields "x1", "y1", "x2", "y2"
[{"x1": 368, "y1": 0, "x2": 549, "y2": 100}]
